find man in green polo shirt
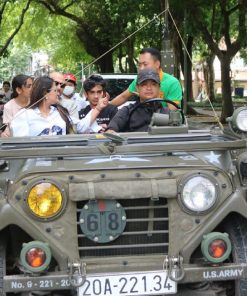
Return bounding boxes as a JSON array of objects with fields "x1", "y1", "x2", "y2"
[{"x1": 110, "y1": 47, "x2": 182, "y2": 110}]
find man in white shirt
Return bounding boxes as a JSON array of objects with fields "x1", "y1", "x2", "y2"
[
  {"x1": 63, "y1": 73, "x2": 87, "y2": 111},
  {"x1": 49, "y1": 72, "x2": 79, "y2": 119}
]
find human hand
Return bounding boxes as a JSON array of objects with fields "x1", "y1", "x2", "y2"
[
  {"x1": 96, "y1": 96, "x2": 109, "y2": 111},
  {"x1": 105, "y1": 92, "x2": 110, "y2": 100},
  {"x1": 1, "y1": 130, "x2": 9, "y2": 137},
  {"x1": 99, "y1": 123, "x2": 108, "y2": 132}
]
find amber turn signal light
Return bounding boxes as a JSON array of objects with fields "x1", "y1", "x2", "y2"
[
  {"x1": 20, "y1": 241, "x2": 51, "y2": 273},
  {"x1": 201, "y1": 232, "x2": 232, "y2": 263},
  {"x1": 26, "y1": 248, "x2": 46, "y2": 268},
  {"x1": 208, "y1": 239, "x2": 227, "y2": 258}
]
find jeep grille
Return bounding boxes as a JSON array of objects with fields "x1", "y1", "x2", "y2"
[{"x1": 77, "y1": 198, "x2": 168, "y2": 257}]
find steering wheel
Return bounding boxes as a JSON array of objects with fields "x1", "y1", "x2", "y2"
[
  {"x1": 129, "y1": 98, "x2": 184, "y2": 125},
  {"x1": 143, "y1": 98, "x2": 181, "y2": 110}
]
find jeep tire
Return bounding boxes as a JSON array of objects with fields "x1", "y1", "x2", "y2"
[
  {"x1": 0, "y1": 235, "x2": 6, "y2": 296},
  {"x1": 226, "y1": 215, "x2": 247, "y2": 296}
]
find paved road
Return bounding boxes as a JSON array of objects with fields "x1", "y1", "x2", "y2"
[{"x1": 187, "y1": 108, "x2": 222, "y2": 130}]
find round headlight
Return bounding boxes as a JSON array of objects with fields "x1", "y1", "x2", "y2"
[
  {"x1": 227, "y1": 107, "x2": 247, "y2": 132},
  {"x1": 27, "y1": 182, "x2": 63, "y2": 218},
  {"x1": 180, "y1": 176, "x2": 217, "y2": 213},
  {"x1": 235, "y1": 109, "x2": 247, "y2": 132}
]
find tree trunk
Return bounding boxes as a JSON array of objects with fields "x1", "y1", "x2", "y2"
[
  {"x1": 96, "y1": 52, "x2": 114, "y2": 73},
  {"x1": 207, "y1": 55, "x2": 216, "y2": 102},
  {"x1": 203, "y1": 53, "x2": 216, "y2": 102},
  {"x1": 76, "y1": 27, "x2": 114, "y2": 73},
  {"x1": 126, "y1": 39, "x2": 136, "y2": 73},
  {"x1": 118, "y1": 46, "x2": 125, "y2": 73},
  {"x1": 173, "y1": 31, "x2": 183, "y2": 79},
  {"x1": 186, "y1": 36, "x2": 193, "y2": 102},
  {"x1": 220, "y1": 54, "x2": 233, "y2": 122}
]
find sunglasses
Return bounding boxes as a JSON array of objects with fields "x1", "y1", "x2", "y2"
[{"x1": 55, "y1": 81, "x2": 65, "y2": 88}]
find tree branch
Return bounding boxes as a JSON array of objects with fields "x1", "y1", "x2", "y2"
[
  {"x1": 0, "y1": 1, "x2": 8, "y2": 34},
  {"x1": 230, "y1": 0, "x2": 247, "y2": 56},
  {"x1": 39, "y1": 0, "x2": 82, "y2": 24},
  {"x1": 190, "y1": 7, "x2": 222, "y2": 57},
  {"x1": 219, "y1": 0, "x2": 231, "y2": 48},
  {"x1": 227, "y1": 4, "x2": 240, "y2": 15},
  {"x1": 0, "y1": 0, "x2": 32, "y2": 57},
  {"x1": 38, "y1": 0, "x2": 56, "y2": 13},
  {"x1": 62, "y1": 0, "x2": 79, "y2": 11}
]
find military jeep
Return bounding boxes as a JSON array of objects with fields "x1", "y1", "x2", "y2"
[{"x1": 0, "y1": 106, "x2": 247, "y2": 296}]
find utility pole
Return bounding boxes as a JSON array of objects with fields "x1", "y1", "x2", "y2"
[
  {"x1": 183, "y1": 7, "x2": 188, "y2": 114},
  {"x1": 160, "y1": 0, "x2": 175, "y2": 76}
]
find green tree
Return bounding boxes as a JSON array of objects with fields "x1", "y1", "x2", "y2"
[
  {"x1": 0, "y1": 44, "x2": 32, "y2": 79},
  {"x1": 0, "y1": 0, "x2": 31, "y2": 57},
  {"x1": 35, "y1": 0, "x2": 162, "y2": 73},
  {"x1": 14, "y1": 3, "x2": 89, "y2": 74},
  {"x1": 186, "y1": 0, "x2": 247, "y2": 122}
]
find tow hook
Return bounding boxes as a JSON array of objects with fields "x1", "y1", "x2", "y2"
[
  {"x1": 168, "y1": 256, "x2": 185, "y2": 282},
  {"x1": 68, "y1": 260, "x2": 86, "y2": 287}
]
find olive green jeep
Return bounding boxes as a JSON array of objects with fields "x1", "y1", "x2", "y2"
[{"x1": 1, "y1": 106, "x2": 247, "y2": 296}]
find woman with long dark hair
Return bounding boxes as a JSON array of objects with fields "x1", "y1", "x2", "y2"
[
  {"x1": 1, "y1": 74, "x2": 33, "y2": 137},
  {"x1": 10, "y1": 76, "x2": 107, "y2": 136}
]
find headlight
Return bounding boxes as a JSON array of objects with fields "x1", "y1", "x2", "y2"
[
  {"x1": 227, "y1": 107, "x2": 247, "y2": 132},
  {"x1": 180, "y1": 176, "x2": 217, "y2": 213},
  {"x1": 27, "y1": 182, "x2": 63, "y2": 218},
  {"x1": 234, "y1": 109, "x2": 247, "y2": 131}
]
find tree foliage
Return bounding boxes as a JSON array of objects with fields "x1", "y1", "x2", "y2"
[
  {"x1": 32, "y1": 0, "x2": 162, "y2": 73},
  {"x1": 0, "y1": 0, "x2": 31, "y2": 57},
  {"x1": 0, "y1": 0, "x2": 246, "y2": 121},
  {"x1": 168, "y1": 0, "x2": 247, "y2": 121},
  {"x1": 0, "y1": 44, "x2": 32, "y2": 80},
  {"x1": 187, "y1": 0, "x2": 247, "y2": 121}
]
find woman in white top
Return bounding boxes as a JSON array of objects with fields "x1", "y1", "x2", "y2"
[
  {"x1": 1, "y1": 74, "x2": 33, "y2": 137},
  {"x1": 11, "y1": 76, "x2": 108, "y2": 137}
]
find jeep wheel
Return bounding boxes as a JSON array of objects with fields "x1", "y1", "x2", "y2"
[
  {"x1": 226, "y1": 215, "x2": 247, "y2": 296},
  {"x1": 0, "y1": 236, "x2": 6, "y2": 296}
]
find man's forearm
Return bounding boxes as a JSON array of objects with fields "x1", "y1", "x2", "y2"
[
  {"x1": 110, "y1": 94, "x2": 127, "y2": 106},
  {"x1": 110, "y1": 89, "x2": 131, "y2": 106}
]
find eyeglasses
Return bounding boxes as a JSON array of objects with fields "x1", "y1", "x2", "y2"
[{"x1": 55, "y1": 81, "x2": 65, "y2": 88}]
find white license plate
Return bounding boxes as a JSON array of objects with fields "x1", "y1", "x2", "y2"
[{"x1": 78, "y1": 270, "x2": 177, "y2": 296}]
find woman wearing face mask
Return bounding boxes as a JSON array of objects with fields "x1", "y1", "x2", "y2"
[{"x1": 62, "y1": 73, "x2": 87, "y2": 113}]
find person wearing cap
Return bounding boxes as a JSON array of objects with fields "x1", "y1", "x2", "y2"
[
  {"x1": 107, "y1": 68, "x2": 169, "y2": 132},
  {"x1": 110, "y1": 47, "x2": 182, "y2": 110},
  {"x1": 63, "y1": 73, "x2": 87, "y2": 112},
  {"x1": 49, "y1": 71, "x2": 79, "y2": 119}
]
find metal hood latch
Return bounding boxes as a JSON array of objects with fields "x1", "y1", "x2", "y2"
[{"x1": 68, "y1": 260, "x2": 86, "y2": 287}]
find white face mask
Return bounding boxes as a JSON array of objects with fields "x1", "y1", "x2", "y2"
[{"x1": 63, "y1": 85, "x2": 75, "y2": 97}]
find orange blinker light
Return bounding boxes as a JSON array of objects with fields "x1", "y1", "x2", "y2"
[
  {"x1": 208, "y1": 239, "x2": 227, "y2": 258},
  {"x1": 201, "y1": 232, "x2": 232, "y2": 263},
  {"x1": 26, "y1": 248, "x2": 46, "y2": 268},
  {"x1": 21, "y1": 241, "x2": 51, "y2": 273}
]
